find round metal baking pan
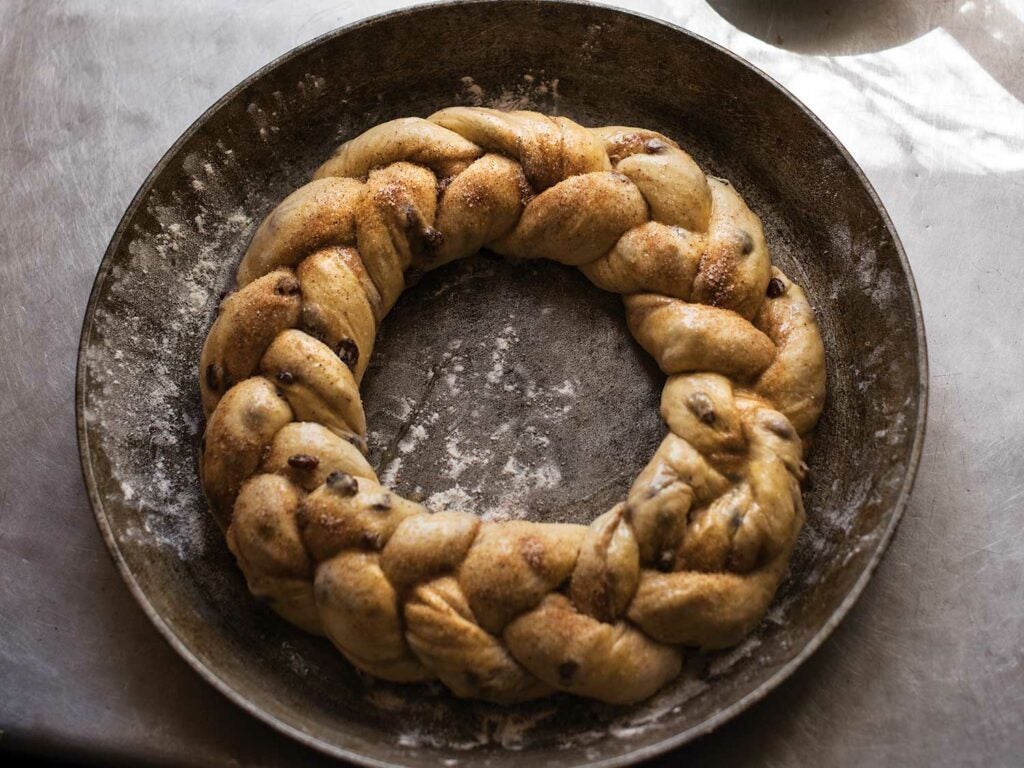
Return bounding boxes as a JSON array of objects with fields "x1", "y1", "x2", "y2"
[{"x1": 76, "y1": 1, "x2": 927, "y2": 765}]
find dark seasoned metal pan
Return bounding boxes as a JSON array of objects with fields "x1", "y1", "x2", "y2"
[{"x1": 76, "y1": 1, "x2": 927, "y2": 765}]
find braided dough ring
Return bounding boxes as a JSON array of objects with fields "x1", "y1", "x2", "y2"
[{"x1": 199, "y1": 108, "x2": 826, "y2": 705}]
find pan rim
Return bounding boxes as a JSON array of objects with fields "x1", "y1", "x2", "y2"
[{"x1": 75, "y1": 1, "x2": 929, "y2": 765}]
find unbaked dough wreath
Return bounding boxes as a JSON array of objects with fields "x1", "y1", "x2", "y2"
[{"x1": 198, "y1": 108, "x2": 826, "y2": 704}]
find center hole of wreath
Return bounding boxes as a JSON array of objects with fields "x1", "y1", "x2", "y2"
[{"x1": 359, "y1": 252, "x2": 666, "y2": 525}]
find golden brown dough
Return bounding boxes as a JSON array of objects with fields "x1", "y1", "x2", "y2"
[
  {"x1": 405, "y1": 577, "x2": 551, "y2": 702},
  {"x1": 199, "y1": 269, "x2": 301, "y2": 416},
  {"x1": 753, "y1": 267, "x2": 827, "y2": 435},
  {"x1": 238, "y1": 178, "x2": 363, "y2": 286},
  {"x1": 227, "y1": 474, "x2": 322, "y2": 634},
  {"x1": 315, "y1": 551, "x2": 433, "y2": 682},
  {"x1": 569, "y1": 504, "x2": 640, "y2": 622},
  {"x1": 313, "y1": 117, "x2": 482, "y2": 181},
  {"x1": 260, "y1": 422, "x2": 375, "y2": 491},
  {"x1": 490, "y1": 172, "x2": 648, "y2": 265},
  {"x1": 458, "y1": 521, "x2": 587, "y2": 635},
  {"x1": 260, "y1": 329, "x2": 366, "y2": 438},
  {"x1": 691, "y1": 178, "x2": 772, "y2": 319},
  {"x1": 504, "y1": 594, "x2": 682, "y2": 704},
  {"x1": 428, "y1": 107, "x2": 609, "y2": 189},
  {"x1": 198, "y1": 107, "x2": 827, "y2": 705},
  {"x1": 431, "y1": 153, "x2": 527, "y2": 268},
  {"x1": 380, "y1": 511, "x2": 480, "y2": 592},
  {"x1": 295, "y1": 246, "x2": 380, "y2": 383},
  {"x1": 580, "y1": 222, "x2": 705, "y2": 299},
  {"x1": 626, "y1": 294, "x2": 775, "y2": 379},
  {"x1": 201, "y1": 377, "x2": 293, "y2": 528},
  {"x1": 299, "y1": 475, "x2": 423, "y2": 562}
]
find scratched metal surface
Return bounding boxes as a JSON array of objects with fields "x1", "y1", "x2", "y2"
[{"x1": 0, "y1": 1, "x2": 1021, "y2": 766}]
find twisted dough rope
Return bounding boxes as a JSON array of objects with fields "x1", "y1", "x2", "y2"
[{"x1": 198, "y1": 108, "x2": 826, "y2": 704}]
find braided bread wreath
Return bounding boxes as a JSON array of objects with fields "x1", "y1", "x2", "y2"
[{"x1": 198, "y1": 107, "x2": 826, "y2": 705}]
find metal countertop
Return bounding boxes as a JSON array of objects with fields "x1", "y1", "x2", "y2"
[{"x1": 2, "y1": 1, "x2": 1022, "y2": 766}]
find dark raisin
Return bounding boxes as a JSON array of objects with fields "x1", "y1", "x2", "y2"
[
  {"x1": 644, "y1": 138, "x2": 667, "y2": 154},
  {"x1": 335, "y1": 338, "x2": 359, "y2": 370},
  {"x1": 558, "y1": 661, "x2": 579, "y2": 683},
  {"x1": 422, "y1": 226, "x2": 444, "y2": 249},
  {"x1": 276, "y1": 370, "x2": 294, "y2": 385},
  {"x1": 326, "y1": 471, "x2": 359, "y2": 496},
  {"x1": 686, "y1": 392, "x2": 717, "y2": 425},
  {"x1": 739, "y1": 230, "x2": 755, "y2": 255},
  {"x1": 656, "y1": 550, "x2": 674, "y2": 572},
  {"x1": 205, "y1": 363, "x2": 219, "y2": 391},
  {"x1": 275, "y1": 275, "x2": 301, "y2": 296},
  {"x1": 767, "y1": 277, "x2": 786, "y2": 298},
  {"x1": 765, "y1": 416, "x2": 794, "y2": 439},
  {"x1": 287, "y1": 454, "x2": 319, "y2": 470}
]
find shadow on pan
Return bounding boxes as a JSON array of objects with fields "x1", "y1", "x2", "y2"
[
  {"x1": 707, "y1": 0, "x2": 1024, "y2": 103},
  {"x1": 76, "y1": 1, "x2": 927, "y2": 766}
]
